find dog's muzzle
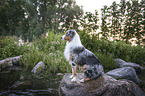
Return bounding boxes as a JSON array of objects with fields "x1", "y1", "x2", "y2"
[{"x1": 61, "y1": 35, "x2": 65, "y2": 40}]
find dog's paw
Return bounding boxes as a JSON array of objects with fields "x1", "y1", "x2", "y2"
[
  {"x1": 70, "y1": 75, "x2": 74, "y2": 78},
  {"x1": 71, "y1": 76, "x2": 77, "y2": 82},
  {"x1": 79, "y1": 79, "x2": 84, "y2": 83}
]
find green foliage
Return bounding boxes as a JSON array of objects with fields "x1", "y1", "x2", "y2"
[
  {"x1": 79, "y1": 30, "x2": 145, "y2": 66},
  {"x1": 95, "y1": 53, "x2": 116, "y2": 69},
  {"x1": 0, "y1": 30, "x2": 116, "y2": 74},
  {"x1": 60, "y1": 2, "x2": 83, "y2": 31},
  {"x1": 1, "y1": 30, "x2": 145, "y2": 74},
  {"x1": 1, "y1": 0, "x2": 144, "y2": 46},
  {"x1": 33, "y1": 30, "x2": 65, "y2": 53},
  {"x1": 0, "y1": 0, "x2": 25, "y2": 36},
  {"x1": 0, "y1": 36, "x2": 17, "y2": 48},
  {"x1": 0, "y1": 0, "x2": 83, "y2": 41},
  {"x1": 100, "y1": 0, "x2": 145, "y2": 44},
  {"x1": 80, "y1": 10, "x2": 99, "y2": 33},
  {"x1": 1, "y1": 0, "x2": 145, "y2": 75},
  {"x1": 20, "y1": 30, "x2": 71, "y2": 74},
  {"x1": 101, "y1": 5, "x2": 109, "y2": 39},
  {"x1": 0, "y1": 36, "x2": 31, "y2": 60}
]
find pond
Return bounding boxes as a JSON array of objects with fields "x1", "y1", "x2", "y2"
[
  {"x1": 1, "y1": 66, "x2": 145, "y2": 96},
  {"x1": 0, "y1": 68, "x2": 63, "y2": 96}
]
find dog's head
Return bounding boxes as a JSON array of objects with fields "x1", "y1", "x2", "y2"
[{"x1": 61, "y1": 30, "x2": 76, "y2": 42}]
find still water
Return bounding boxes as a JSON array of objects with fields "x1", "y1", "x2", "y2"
[
  {"x1": 1, "y1": 67, "x2": 145, "y2": 96},
  {"x1": 0, "y1": 68, "x2": 63, "y2": 96}
]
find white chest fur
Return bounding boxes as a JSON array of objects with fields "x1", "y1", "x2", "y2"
[
  {"x1": 64, "y1": 42, "x2": 71, "y2": 61},
  {"x1": 63, "y1": 33, "x2": 83, "y2": 61}
]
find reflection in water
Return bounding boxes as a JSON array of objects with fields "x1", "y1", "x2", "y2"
[{"x1": 0, "y1": 69, "x2": 63, "y2": 96}]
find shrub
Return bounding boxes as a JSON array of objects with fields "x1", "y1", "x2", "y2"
[
  {"x1": 1, "y1": 30, "x2": 144, "y2": 74},
  {"x1": 79, "y1": 30, "x2": 145, "y2": 66},
  {"x1": 20, "y1": 30, "x2": 71, "y2": 74},
  {"x1": 0, "y1": 36, "x2": 32, "y2": 60},
  {"x1": 94, "y1": 52, "x2": 116, "y2": 70},
  {"x1": 0, "y1": 36, "x2": 17, "y2": 48}
]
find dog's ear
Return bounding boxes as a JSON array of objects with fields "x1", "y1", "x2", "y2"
[
  {"x1": 72, "y1": 31, "x2": 75, "y2": 35},
  {"x1": 69, "y1": 30, "x2": 75, "y2": 37}
]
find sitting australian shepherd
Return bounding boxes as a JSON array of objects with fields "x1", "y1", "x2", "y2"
[{"x1": 61, "y1": 30, "x2": 104, "y2": 82}]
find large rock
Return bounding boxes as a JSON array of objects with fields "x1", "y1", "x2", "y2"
[
  {"x1": 106, "y1": 67, "x2": 140, "y2": 84},
  {"x1": 0, "y1": 55, "x2": 22, "y2": 72},
  {"x1": 31, "y1": 61, "x2": 45, "y2": 74},
  {"x1": 114, "y1": 59, "x2": 144, "y2": 75},
  {"x1": 59, "y1": 73, "x2": 145, "y2": 96},
  {"x1": 0, "y1": 55, "x2": 22, "y2": 68}
]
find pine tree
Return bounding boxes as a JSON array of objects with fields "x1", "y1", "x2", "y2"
[
  {"x1": 140, "y1": 0, "x2": 145, "y2": 45},
  {"x1": 110, "y1": 1, "x2": 120, "y2": 40},
  {"x1": 59, "y1": 1, "x2": 83, "y2": 31},
  {"x1": 101, "y1": 5, "x2": 109, "y2": 39},
  {"x1": 79, "y1": 10, "x2": 99, "y2": 33},
  {"x1": 132, "y1": 0, "x2": 142, "y2": 44},
  {"x1": 123, "y1": 1, "x2": 135, "y2": 43},
  {"x1": 118, "y1": 0, "x2": 126, "y2": 40}
]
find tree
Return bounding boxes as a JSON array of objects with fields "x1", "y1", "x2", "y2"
[
  {"x1": 0, "y1": 0, "x2": 83, "y2": 41},
  {"x1": 100, "y1": 0, "x2": 144, "y2": 45},
  {"x1": 101, "y1": 5, "x2": 109, "y2": 39},
  {"x1": 79, "y1": 10, "x2": 99, "y2": 33},
  {"x1": 25, "y1": 0, "x2": 83, "y2": 40},
  {"x1": 140, "y1": 0, "x2": 145, "y2": 44},
  {"x1": 59, "y1": 1, "x2": 83, "y2": 31},
  {"x1": 110, "y1": 1, "x2": 120, "y2": 40},
  {"x1": 132, "y1": 0, "x2": 143, "y2": 44},
  {"x1": 0, "y1": 0, "x2": 25, "y2": 36},
  {"x1": 123, "y1": 0, "x2": 143, "y2": 44},
  {"x1": 123, "y1": 1, "x2": 134, "y2": 43},
  {"x1": 118, "y1": 0, "x2": 126, "y2": 40}
]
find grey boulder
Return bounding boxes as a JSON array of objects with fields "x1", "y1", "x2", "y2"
[
  {"x1": 31, "y1": 61, "x2": 45, "y2": 74},
  {"x1": 106, "y1": 67, "x2": 140, "y2": 84},
  {"x1": 114, "y1": 59, "x2": 144, "y2": 75},
  {"x1": 59, "y1": 73, "x2": 145, "y2": 96}
]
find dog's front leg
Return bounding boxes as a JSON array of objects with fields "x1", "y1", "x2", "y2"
[
  {"x1": 69, "y1": 53, "x2": 77, "y2": 81},
  {"x1": 71, "y1": 65, "x2": 77, "y2": 82},
  {"x1": 69, "y1": 53, "x2": 73, "y2": 78},
  {"x1": 69, "y1": 53, "x2": 74, "y2": 78},
  {"x1": 70, "y1": 66, "x2": 74, "y2": 78},
  {"x1": 70, "y1": 62, "x2": 77, "y2": 78}
]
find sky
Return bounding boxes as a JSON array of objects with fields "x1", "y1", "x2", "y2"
[
  {"x1": 75, "y1": 0, "x2": 121, "y2": 30},
  {"x1": 75, "y1": 0, "x2": 142, "y2": 16},
  {"x1": 75, "y1": 0, "x2": 143, "y2": 45},
  {"x1": 75, "y1": 0, "x2": 142, "y2": 27},
  {"x1": 75, "y1": 0, "x2": 121, "y2": 15}
]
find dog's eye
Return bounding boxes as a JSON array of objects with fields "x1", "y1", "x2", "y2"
[{"x1": 66, "y1": 32, "x2": 69, "y2": 36}]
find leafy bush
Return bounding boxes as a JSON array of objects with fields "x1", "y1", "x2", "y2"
[
  {"x1": 79, "y1": 30, "x2": 145, "y2": 66},
  {"x1": 1, "y1": 30, "x2": 144, "y2": 74},
  {"x1": 20, "y1": 30, "x2": 71, "y2": 74},
  {"x1": 95, "y1": 52, "x2": 116, "y2": 69},
  {"x1": 0, "y1": 36, "x2": 32, "y2": 60},
  {"x1": 0, "y1": 36, "x2": 17, "y2": 48},
  {"x1": 33, "y1": 30, "x2": 65, "y2": 53}
]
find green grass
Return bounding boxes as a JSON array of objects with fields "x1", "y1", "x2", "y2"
[{"x1": 1, "y1": 30, "x2": 145, "y2": 74}]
